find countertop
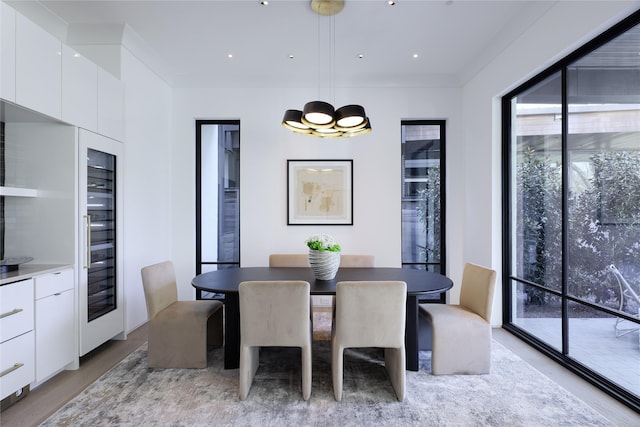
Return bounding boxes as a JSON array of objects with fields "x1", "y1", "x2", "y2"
[{"x1": 0, "y1": 264, "x2": 74, "y2": 286}]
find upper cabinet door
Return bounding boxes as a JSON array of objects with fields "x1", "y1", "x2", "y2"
[
  {"x1": 97, "y1": 68, "x2": 124, "y2": 141},
  {"x1": 62, "y1": 45, "x2": 98, "y2": 132},
  {"x1": 15, "y1": 13, "x2": 61, "y2": 119},
  {"x1": 1, "y1": 2, "x2": 16, "y2": 102}
]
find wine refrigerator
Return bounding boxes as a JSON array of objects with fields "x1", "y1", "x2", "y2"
[{"x1": 78, "y1": 129, "x2": 125, "y2": 356}]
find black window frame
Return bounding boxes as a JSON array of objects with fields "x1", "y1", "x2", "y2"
[
  {"x1": 401, "y1": 119, "x2": 447, "y2": 304},
  {"x1": 501, "y1": 9, "x2": 640, "y2": 412},
  {"x1": 195, "y1": 119, "x2": 241, "y2": 299}
]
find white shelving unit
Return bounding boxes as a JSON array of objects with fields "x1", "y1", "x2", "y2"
[{"x1": 0, "y1": 186, "x2": 37, "y2": 197}]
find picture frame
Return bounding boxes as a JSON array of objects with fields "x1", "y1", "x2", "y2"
[{"x1": 287, "y1": 159, "x2": 353, "y2": 225}]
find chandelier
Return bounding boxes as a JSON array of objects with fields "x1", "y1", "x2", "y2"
[
  {"x1": 282, "y1": 102, "x2": 371, "y2": 138},
  {"x1": 281, "y1": 1, "x2": 371, "y2": 138}
]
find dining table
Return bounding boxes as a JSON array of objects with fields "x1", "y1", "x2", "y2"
[{"x1": 192, "y1": 266, "x2": 453, "y2": 371}]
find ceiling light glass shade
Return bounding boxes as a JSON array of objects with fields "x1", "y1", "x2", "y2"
[
  {"x1": 343, "y1": 119, "x2": 372, "y2": 137},
  {"x1": 302, "y1": 101, "x2": 335, "y2": 127},
  {"x1": 282, "y1": 109, "x2": 312, "y2": 133},
  {"x1": 335, "y1": 104, "x2": 367, "y2": 129},
  {"x1": 312, "y1": 127, "x2": 343, "y2": 137}
]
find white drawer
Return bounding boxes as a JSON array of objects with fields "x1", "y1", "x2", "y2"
[
  {"x1": 35, "y1": 268, "x2": 74, "y2": 299},
  {"x1": 0, "y1": 279, "x2": 34, "y2": 343},
  {"x1": 0, "y1": 331, "x2": 35, "y2": 401}
]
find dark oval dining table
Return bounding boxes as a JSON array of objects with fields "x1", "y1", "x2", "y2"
[{"x1": 192, "y1": 267, "x2": 453, "y2": 371}]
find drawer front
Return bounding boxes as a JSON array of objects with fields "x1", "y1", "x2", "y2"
[
  {"x1": 0, "y1": 279, "x2": 34, "y2": 343},
  {"x1": 0, "y1": 331, "x2": 35, "y2": 401},
  {"x1": 35, "y1": 268, "x2": 74, "y2": 299},
  {"x1": 35, "y1": 289, "x2": 75, "y2": 382}
]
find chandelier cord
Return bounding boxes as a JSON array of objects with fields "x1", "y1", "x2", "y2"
[
  {"x1": 281, "y1": 0, "x2": 371, "y2": 138},
  {"x1": 330, "y1": 14, "x2": 335, "y2": 106},
  {"x1": 317, "y1": 12, "x2": 322, "y2": 100}
]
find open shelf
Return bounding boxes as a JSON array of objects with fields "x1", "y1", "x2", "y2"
[{"x1": 0, "y1": 186, "x2": 38, "y2": 197}]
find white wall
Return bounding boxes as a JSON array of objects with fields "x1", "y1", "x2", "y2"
[
  {"x1": 120, "y1": 46, "x2": 173, "y2": 332},
  {"x1": 7, "y1": 0, "x2": 639, "y2": 334},
  {"x1": 171, "y1": 86, "x2": 465, "y2": 301},
  {"x1": 461, "y1": 0, "x2": 640, "y2": 325},
  {"x1": 117, "y1": 0, "x2": 639, "y2": 329},
  {"x1": 169, "y1": 2, "x2": 640, "y2": 309}
]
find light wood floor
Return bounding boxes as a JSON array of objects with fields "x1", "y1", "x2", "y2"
[{"x1": 1, "y1": 326, "x2": 638, "y2": 427}]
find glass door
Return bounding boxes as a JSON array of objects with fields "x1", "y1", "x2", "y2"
[{"x1": 86, "y1": 148, "x2": 116, "y2": 321}]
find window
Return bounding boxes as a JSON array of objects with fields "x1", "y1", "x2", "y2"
[
  {"x1": 196, "y1": 121, "x2": 240, "y2": 298},
  {"x1": 503, "y1": 11, "x2": 640, "y2": 411},
  {"x1": 401, "y1": 120, "x2": 446, "y2": 302}
]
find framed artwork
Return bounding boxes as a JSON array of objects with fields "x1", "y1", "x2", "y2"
[{"x1": 287, "y1": 159, "x2": 353, "y2": 225}]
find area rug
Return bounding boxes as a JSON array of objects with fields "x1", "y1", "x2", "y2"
[{"x1": 40, "y1": 335, "x2": 613, "y2": 427}]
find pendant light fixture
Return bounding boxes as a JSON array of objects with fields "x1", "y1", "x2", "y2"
[{"x1": 282, "y1": 0, "x2": 371, "y2": 138}]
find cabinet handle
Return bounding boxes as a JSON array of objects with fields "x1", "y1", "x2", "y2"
[
  {"x1": 0, "y1": 363, "x2": 25, "y2": 378},
  {"x1": 0, "y1": 308, "x2": 23, "y2": 319},
  {"x1": 84, "y1": 215, "x2": 91, "y2": 269}
]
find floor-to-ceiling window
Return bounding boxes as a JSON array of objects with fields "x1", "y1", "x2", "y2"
[
  {"x1": 401, "y1": 120, "x2": 446, "y2": 303},
  {"x1": 503, "y1": 11, "x2": 640, "y2": 411},
  {"x1": 196, "y1": 120, "x2": 240, "y2": 298}
]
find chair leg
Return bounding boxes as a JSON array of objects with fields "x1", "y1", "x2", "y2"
[
  {"x1": 239, "y1": 346, "x2": 259, "y2": 400},
  {"x1": 301, "y1": 343, "x2": 312, "y2": 400},
  {"x1": 384, "y1": 347, "x2": 406, "y2": 401},
  {"x1": 332, "y1": 343, "x2": 344, "y2": 401}
]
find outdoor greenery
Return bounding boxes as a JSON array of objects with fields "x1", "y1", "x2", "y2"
[
  {"x1": 416, "y1": 166, "x2": 441, "y2": 264},
  {"x1": 517, "y1": 148, "x2": 640, "y2": 314}
]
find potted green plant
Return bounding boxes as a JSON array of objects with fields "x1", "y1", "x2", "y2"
[{"x1": 305, "y1": 234, "x2": 341, "y2": 280}]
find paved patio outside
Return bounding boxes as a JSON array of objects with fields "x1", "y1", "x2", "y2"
[{"x1": 514, "y1": 316, "x2": 639, "y2": 396}]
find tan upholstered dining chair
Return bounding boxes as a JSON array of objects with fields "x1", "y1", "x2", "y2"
[
  {"x1": 141, "y1": 260, "x2": 223, "y2": 368},
  {"x1": 419, "y1": 262, "x2": 497, "y2": 375},
  {"x1": 268, "y1": 253, "x2": 376, "y2": 269},
  {"x1": 331, "y1": 280, "x2": 407, "y2": 401},
  {"x1": 339, "y1": 254, "x2": 375, "y2": 268},
  {"x1": 268, "y1": 254, "x2": 309, "y2": 268},
  {"x1": 268, "y1": 253, "x2": 376, "y2": 317},
  {"x1": 238, "y1": 280, "x2": 312, "y2": 400}
]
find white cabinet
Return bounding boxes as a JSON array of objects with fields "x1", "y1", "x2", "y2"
[
  {"x1": 97, "y1": 68, "x2": 124, "y2": 141},
  {"x1": 0, "y1": 279, "x2": 35, "y2": 401},
  {"x1": 62, "y1": 45, "x2": 98, "y2": 132},
  {"x1": 34, "y1": 269, "x2": 75, "y2": 383},
  {"x1": 15, "y1": 13, "x2": 62, "y2": 119},
  {"x1": 4, "y1": 7, "x2": 124, "y2": 142},
  {"x1": 1, "y1": 2, "x2": 16, "y2": 102}
]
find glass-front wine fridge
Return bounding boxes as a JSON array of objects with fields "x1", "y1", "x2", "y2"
[
  {"x1": 86, "y1": 148, "x2": 116, "y2": 321},
  {"x1": 79, "y1": 129, "x2": 125, "y2": 356}
]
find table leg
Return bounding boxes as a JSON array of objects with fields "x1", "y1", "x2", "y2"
[
  {"x1": 405, "y1": 295, "x2": 419, "y2": 371},
  {"x1": 223, "y1": 293, "x2": 240, "y2": 369}
]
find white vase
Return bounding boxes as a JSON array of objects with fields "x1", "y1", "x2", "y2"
[{"x1": 308, "y1": 250, "x2": 341, "y2": 280}]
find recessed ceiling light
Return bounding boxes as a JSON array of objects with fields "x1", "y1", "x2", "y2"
[
  {"x1": 227, "y1": 53, "x2": 233, "y2": 59},
  {"x1": 358, "y1": 53, "x2": 364, "y2": 59},
  {"x1": 412, "y1": 53, "x2": 419, "y2": 59},
  {"x1": 387, "y1": 1, "x2": 396, "y2": 6},
  {"x1": 260, "y1": 1, "x2": 269, "y2": 6},
  {"x1": 289, "y1": 54, "x2": 295, "y2": 59}
]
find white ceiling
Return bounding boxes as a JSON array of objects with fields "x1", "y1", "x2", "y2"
[{"x1": 8, "y1": 0, "x2": 557, "y2": 88}]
